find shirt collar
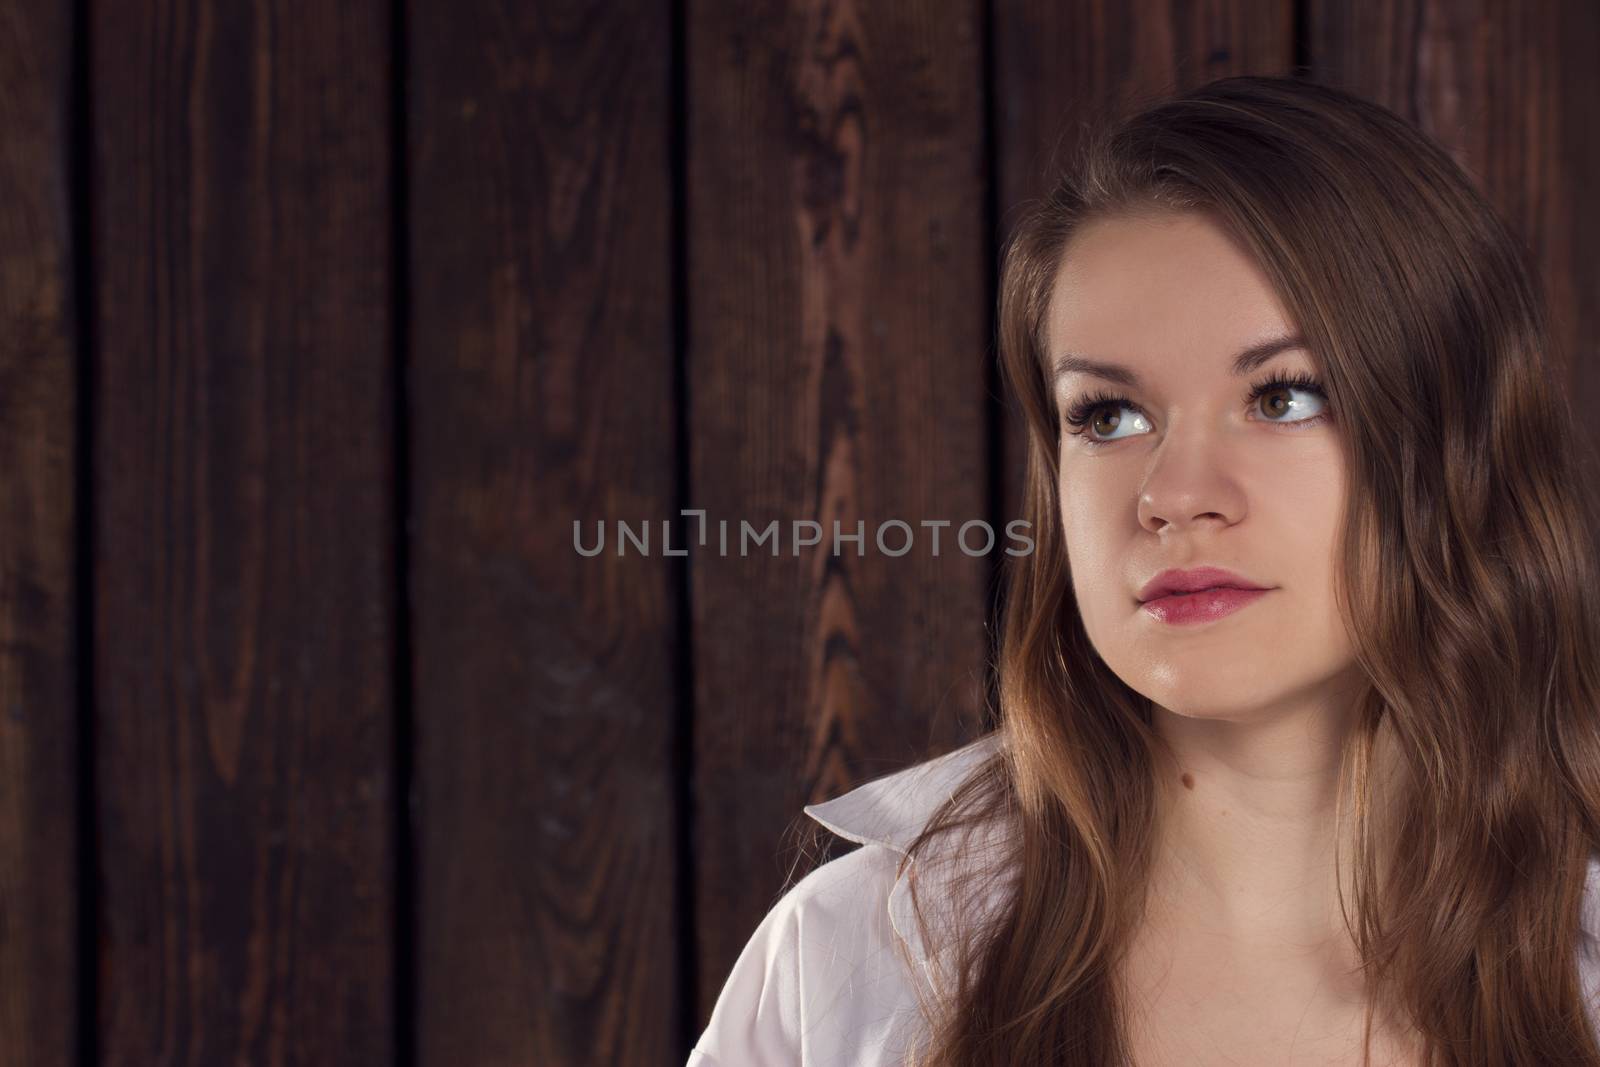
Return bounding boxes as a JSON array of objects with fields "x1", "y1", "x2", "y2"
[{"x1": 802, "y1": 731, "x2": 1006, "y2": 853}]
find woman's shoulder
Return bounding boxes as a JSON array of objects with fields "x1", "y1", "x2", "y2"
[
  {"x1": 688, "y1": 732, "x2": 1010, "y2": 1067},
  {"x1": 687, "y1": 842, "x2": 922, "y2": 1067}
]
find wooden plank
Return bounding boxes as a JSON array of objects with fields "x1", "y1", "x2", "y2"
[
  {"x1": 687, "y1": 2, "x2": 992, "y2": 1021},
  {"x1": 1311, "y1": 1, "x2": 1600, "y2": 491},
  {"x1": 405, "y1": 3, "x2": 683, "y2": 1065},
  {"x1": 991, "y1": 0, "x2": 1295, "y2": 522},
  {"x1": 0, "y1": 1, "x2": 79, "y2": 1064},
  {"x1": 90, "y1": 3, "x2": 395, "y2": 1062}
]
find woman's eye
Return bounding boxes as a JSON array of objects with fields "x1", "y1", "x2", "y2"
[
  {"x1": 1254, "y1": 383, "x2": 1327, "y2": 423},
  {"x1": 1078, "y1": 404, "x2": 1150, "y2": 443}
]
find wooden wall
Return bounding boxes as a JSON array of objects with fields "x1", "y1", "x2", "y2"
[{"x1": 1, "y1": 2, "x2": 1595, "y2": 1065}]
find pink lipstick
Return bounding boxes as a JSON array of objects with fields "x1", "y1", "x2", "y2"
[{"x1": 1137, "y1": 566, "x2": 1273, "y2": 625}]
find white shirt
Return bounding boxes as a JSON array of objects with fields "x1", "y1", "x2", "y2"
[{"x1": 687, "y1": 731, "x2": 1600, "y2": 1066}]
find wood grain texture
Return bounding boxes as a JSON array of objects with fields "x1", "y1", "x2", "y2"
[
  {"x1": 991, "y1": 0, "x2": 1295, "y2": 522},
  {"x1": 1310, "y1": 0, "x2": 1600, "y2": 505},
  {"x1": 90, "y1": 2, "x2": 395, "y2": 1063},
  {"x1": 406, "y1": 3, "x2": 683, "y2": 1065},
  {"x1": 0, "y1": 1, "x2": 78, "y2": 1064},
  {"x1": 687, "y1": 1, "x2": 992, "y2": 1021}
]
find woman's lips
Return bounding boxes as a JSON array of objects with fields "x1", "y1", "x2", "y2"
[{"x1": 1139, "y1": 586, "x2": 1272, "y2": 625}]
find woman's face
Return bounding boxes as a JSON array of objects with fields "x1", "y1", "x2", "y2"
[{"x1": 1046, "y1": 209, "x2": 1359, "y2": 722}]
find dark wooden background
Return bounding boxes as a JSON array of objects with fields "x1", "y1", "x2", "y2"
[{"x1": 3, "y1": 2, "x2": 1597, "y2": 1065}]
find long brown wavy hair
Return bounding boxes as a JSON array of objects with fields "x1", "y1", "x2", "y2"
[{"x1": 796, "y1": 74, "x2": 1600, "y2": 1065}]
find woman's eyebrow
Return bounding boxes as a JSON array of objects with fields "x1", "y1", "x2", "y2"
[{"x1": 1050, "y1": 333, "x2": 1308, "y2": 388}]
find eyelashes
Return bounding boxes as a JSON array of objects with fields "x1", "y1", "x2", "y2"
[{"x1": 1061, "y1": 369, "x2": 1332, "y2": 448}]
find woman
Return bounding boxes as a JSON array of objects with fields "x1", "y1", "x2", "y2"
[{"x1": 688, "y1": 74, "x2": 1600, "y2": 1065}]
